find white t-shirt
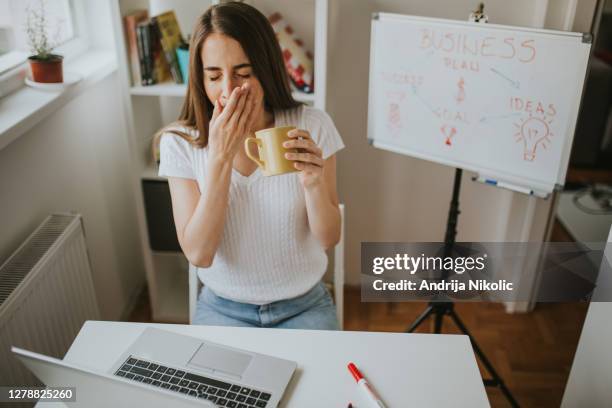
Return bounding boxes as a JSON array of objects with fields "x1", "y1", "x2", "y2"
[{"x1": 158, "y1": 104, "x2": 345, "y2": 304}]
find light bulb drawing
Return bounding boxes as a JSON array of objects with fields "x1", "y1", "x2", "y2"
[{"x1": 514, "y1": 114, "x2": 554, "y2": 161}]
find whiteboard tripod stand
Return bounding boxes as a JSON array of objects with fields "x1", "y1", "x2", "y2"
[
  {"x1": 405, "y1": 168, "x2": 520, "y2": 407},
  {"x1": 407, "y1": 8, "x2": 519, "y2": 406}
]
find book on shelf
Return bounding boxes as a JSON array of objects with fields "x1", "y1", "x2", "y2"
[
  {"x1": 123, "y1": 9, "x2": 149, "y2": 86},
  {"x1": 125, "y1": 9, "x2": 186, "y2": 86},
  {"x1": 151, "y1": 11, "x2": 186, "y2": 84},
  {"x1": 136, "y1": 22, "x2": 153, "y2": 85},
  {"x1": 149, "y1": 20, "x2": 173, "y2": 84}
]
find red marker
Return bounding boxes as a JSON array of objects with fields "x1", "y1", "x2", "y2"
[{"x1": 347, "y1": 362, "x2": 387, "y2": 408}]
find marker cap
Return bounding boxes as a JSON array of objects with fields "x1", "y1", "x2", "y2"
[{"x1": 348, "y1": 362, "x2": 363, "y2": 382}]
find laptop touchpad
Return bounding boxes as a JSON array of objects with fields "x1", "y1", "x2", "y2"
[{"x1": 188, "y1": 342, "x2": 252, "y2": 378}]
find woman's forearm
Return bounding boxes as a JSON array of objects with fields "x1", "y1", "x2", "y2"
[
  {"x1": 182, "y1": 157, "x2": 232, "y2": 267},
  {"x1": 304, "y1": 182, "x2": 341, "y2": 249}
]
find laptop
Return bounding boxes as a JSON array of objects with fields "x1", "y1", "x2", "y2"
[{"x1": 12, "y1": 327, "x2": 297, "y2": 407}]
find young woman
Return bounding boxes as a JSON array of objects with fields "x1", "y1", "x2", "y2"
[{"x1": 158, "y1": 2, "x2": 344, "y2": 330}]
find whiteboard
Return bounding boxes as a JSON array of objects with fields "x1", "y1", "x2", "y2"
[{"x1": 367, "y1": 13, "x2": 591, "y2": 195}]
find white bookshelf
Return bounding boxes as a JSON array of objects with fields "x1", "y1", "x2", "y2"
[{"x1": 111, "y1": 0, "x2": 329, "y2": 322}]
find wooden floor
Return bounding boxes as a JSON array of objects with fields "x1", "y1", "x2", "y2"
[{"x1": 128, "y1": 221, "x2": 589, "y2": 408}]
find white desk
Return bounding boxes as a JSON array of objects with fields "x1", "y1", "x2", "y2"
[{"x1": 37, "y1": 321, "x2": 489, "y2": 407}]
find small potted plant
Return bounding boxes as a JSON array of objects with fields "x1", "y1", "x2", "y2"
[{"x1": 26, "y1": 0, "x2": 63, "y2": 83}]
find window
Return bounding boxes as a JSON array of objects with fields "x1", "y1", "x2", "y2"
[{"x1": 0, "y1": 0, "x2": 86, "y2": 74}]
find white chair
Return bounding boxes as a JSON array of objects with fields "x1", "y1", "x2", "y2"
[{"x1": 189, "y1": 204, "x2": 345, "y2": 329}]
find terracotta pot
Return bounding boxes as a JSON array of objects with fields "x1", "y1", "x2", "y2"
[{"x1": 28, "y1": 54, "x2": 64, "y2": 83}]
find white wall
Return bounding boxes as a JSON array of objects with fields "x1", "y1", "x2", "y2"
[
  {"x1": 573, "y1": 0, "x2": 599, "y2": 31},
  {"x1": 545, "y1": 0, "x2": 577, "y2": 31},
  {"x1": 327, "y1": 0, "x2": 566, "y2": 286},
  {"x1": 0, "y1": 73, "x2": 145, "y2": 320}
]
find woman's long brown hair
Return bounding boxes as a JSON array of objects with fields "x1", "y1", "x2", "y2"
[{"x1": 155, "y1": 1, "x2": 301, "y2": 150}]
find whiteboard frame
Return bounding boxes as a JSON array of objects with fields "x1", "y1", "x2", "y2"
[{"x1": 367, "y1": 12, "x2": 592, "y2": 194}]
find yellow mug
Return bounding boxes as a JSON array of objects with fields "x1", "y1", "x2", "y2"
[{"x1": 244, "y1": 126, "x2": 299, "y2": 176}]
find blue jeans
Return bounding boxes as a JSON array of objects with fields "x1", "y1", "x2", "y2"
[{"x1": 193, "y1": 281, "x2": 339, "y2": 330}]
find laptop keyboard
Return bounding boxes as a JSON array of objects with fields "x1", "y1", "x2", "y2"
[{"x1": 114, "y1": 356, "x2": 272, "y2": 407}]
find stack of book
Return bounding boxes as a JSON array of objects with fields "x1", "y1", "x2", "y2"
[{"x1": 123, "y1": 10, "x2": 186, "y2": 86}]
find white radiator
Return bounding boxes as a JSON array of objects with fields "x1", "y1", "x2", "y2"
[{"x1": 0, "y1": 213, "x2": 100, "y2": 387}]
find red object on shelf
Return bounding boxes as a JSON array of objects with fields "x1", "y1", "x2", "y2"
[
  {"x1": 28, "y1": 55, "x2": 64, "y2": 83},
  {"x1": 269, "y1": 12, "x2": 314, "y2": 94}
]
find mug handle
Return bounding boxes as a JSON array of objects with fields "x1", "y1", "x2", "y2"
[{"x1": 244, "y1": 137, "x2": 265, "y2": 169}]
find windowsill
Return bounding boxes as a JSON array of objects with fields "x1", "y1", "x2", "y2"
[{"x1": 0, "y1": 49, "x2": 117, "y2": 152}]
